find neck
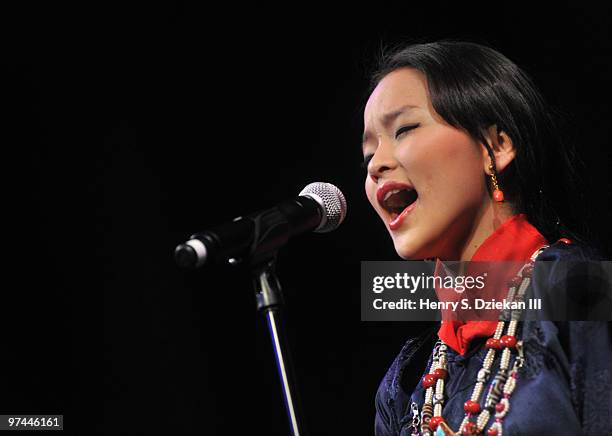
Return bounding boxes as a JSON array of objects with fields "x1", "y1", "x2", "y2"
[{"x1": 458, "y1": 200, "x2": 516, "y2": 261}]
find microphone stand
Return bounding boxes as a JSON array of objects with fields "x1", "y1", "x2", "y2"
[
  {"x1": 176, "y1": 185, "x2": 346, "y2": 434},
  {"x1": 250, "y1": 255, "x2": 306, "y2": 436}
]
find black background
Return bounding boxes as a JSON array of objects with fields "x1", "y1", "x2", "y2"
[{"x1": 3, "y1": 3, "x2": 611, "y2": 435}]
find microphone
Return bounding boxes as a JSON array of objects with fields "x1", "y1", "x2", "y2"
[{"x1": 174, "y1": 182, "x2": 347, "y2": 268}]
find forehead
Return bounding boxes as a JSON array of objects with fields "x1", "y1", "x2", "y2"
[{"x1": 364, "y1": 68, "x2": 429, "y2": 119}]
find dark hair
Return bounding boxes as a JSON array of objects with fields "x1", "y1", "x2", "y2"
[{"x1": 368, "y1": 40, "x2": 590, "y2": 245}]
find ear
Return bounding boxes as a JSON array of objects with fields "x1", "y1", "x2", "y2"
[{"x1": 481, "y1": 124, "x2": 516, "y2": 175}]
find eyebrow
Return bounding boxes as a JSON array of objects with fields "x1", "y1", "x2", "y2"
[{"x1": 362, "y1": 104, "x2": 418, "y2": 147}]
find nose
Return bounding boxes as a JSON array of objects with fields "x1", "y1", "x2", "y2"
[{"x1": 367, "y1": 140, "x2": 398, "y2": 183}]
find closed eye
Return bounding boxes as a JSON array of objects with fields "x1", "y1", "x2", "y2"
[{"x1": 395, "y1": 123, "x2": 420, "y2": 139}]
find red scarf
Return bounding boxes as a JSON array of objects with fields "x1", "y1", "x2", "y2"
[{"x1": 437, "y1": 214, "x2": 549, "y2": 355}]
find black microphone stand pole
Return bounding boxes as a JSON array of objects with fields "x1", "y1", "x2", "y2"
[
  {"x1": 187, "y1": 206, "x2": 314, "y2": 435},
  {"x1": 250, "y1": 255, "x2": 305, "y2": 436}
]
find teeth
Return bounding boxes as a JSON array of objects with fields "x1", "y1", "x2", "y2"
[{"x1": 383, "y1": 189, "x2": 402, "y2": 202}]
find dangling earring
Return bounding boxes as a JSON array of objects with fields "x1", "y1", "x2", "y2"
[{"x1": 489, "y1": 163, "x2": 504, "y2": 202}]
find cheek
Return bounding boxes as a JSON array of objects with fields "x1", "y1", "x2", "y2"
[{"x1": 396, "y1": 128, "x2": 484, "y2": 203}]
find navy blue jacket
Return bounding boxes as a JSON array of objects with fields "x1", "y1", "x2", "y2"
[{"x1": 374, "y1": 242, "x2": 612, "y2": 435}]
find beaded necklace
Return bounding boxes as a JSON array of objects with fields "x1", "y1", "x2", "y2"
[{"x1": 414, "y1": 246, "x2": 547, "y2": 436}]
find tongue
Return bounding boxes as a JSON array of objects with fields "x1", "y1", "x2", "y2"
[{"x1": 387, "y1": 189, "x2": 418, "y2": 211}]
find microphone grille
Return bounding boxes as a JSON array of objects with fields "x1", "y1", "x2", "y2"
[{"x1": 299, "y1": 182, "x2": 347, "y2": 233}]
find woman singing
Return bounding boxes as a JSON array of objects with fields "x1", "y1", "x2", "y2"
[{"x1": 361, "y1": 41, "x2": 611, "y2": 435}]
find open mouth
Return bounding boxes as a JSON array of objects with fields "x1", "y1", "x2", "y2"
[
  {"x1": 376, "y1": 181, "x2": 419, "y2": 230},
  {"x1": 381, "y1": 188, "x2": 418, "y2": 215},
  {"x1": 378, "y1": 186, "x2": 419, "y2": 230}
]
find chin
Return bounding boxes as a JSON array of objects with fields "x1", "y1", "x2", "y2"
[
  {"x1": 392, "y1": 227, "x2": 445, "y2": 260},
  {"x1": 393, "y1": 237, "x2": 427, "y2": 260}
]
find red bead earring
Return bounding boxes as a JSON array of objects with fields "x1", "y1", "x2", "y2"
[{"x1": 489, "y1": 163, "x2": 504, "y2": 202}]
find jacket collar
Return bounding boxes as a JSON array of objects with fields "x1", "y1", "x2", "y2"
[{"x1": 437, "y1": 214, "x2": 549, "y2": 355}]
